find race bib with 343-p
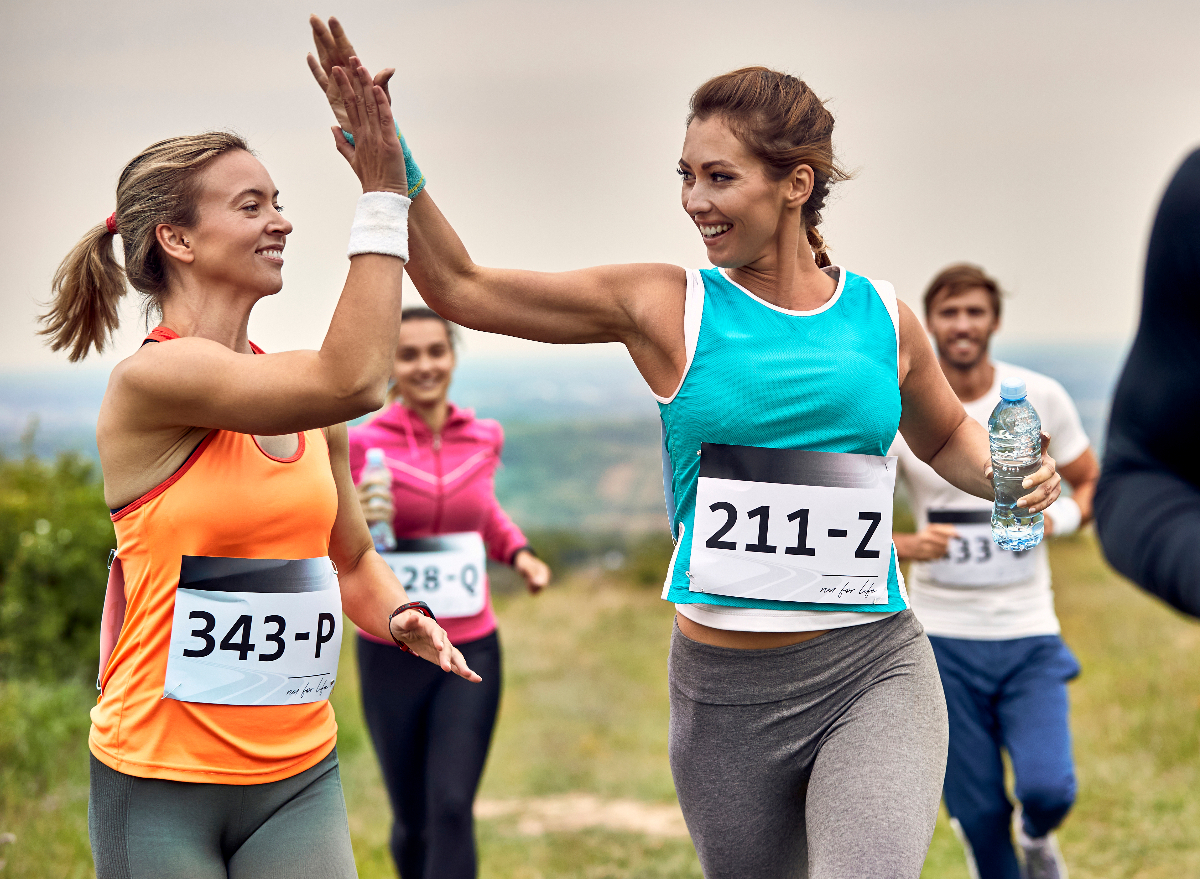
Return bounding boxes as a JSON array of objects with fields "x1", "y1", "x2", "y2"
[
  {"x1": 924, "y1": 509, "x2": 1037, "y2": 587},
  {"x1": 163, "y1": 556, "x2": 342, "y2": 706},
  {"x1": 689, "y1": 444, "x2": 896, "y2": 605},
  {"x1": 380, "y1": 532, "x2": 487, "y2": 619}
]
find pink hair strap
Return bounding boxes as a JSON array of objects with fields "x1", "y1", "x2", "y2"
[{"x1": 105, "y1": 212, "x2": 118, "y2": 235}]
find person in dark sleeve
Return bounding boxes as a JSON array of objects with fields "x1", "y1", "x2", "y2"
[{"x1": 1095, "y1": 147, "x2": 1200, "y2": 618}]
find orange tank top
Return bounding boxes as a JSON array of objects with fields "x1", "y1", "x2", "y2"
[{"x1": 90, "y1": 333, "x2": 341, "y2": 784}]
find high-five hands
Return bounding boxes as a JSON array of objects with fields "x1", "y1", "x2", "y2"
[
  {"x1": 308, "y1": 16, "x2": 393, "y2": 133},
  {"x1": 327, "y1": 55, "x2": 406, "y2": 196}
]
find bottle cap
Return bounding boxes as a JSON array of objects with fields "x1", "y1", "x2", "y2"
[
  {"x1": 999, "y1": 377, "x2": 1027, "y2": 401},
  {"x1": 366, "y1": 448, "x2": 385, "y2": 466}
]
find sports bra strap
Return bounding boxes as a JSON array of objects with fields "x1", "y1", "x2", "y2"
[
  {"x1": 142, "y1": 326, "x2": 265, "y2": 354},
  {"x1": 143, "y1": 326, "x2": 180, "y2": 345}
]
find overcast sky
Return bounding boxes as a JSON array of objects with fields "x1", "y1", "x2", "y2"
[{"x1": 4, "y1": 0, "x2": 1199, "y2": 373}]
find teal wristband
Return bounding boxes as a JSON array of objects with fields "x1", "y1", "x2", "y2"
[{"x1": 341, "y1": 123, "x2": 426, "y2": 199}]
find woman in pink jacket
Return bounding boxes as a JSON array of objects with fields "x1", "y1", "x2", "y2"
[{"x1": 348, "y1": 307, "x2": 550, "y2": 879}]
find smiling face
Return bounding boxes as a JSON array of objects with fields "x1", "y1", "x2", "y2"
[
  {"x1": 393, "y1": 318, "x2": 456, "y2": 409},
  {"x1": 178, "y1": 149, "x2": 293, "y2": 298},
  {"x1": 927, "y1": 286, "x2": 1001, "y2": 370},
  {"x1": 679, "y1": 115, "x2": 797, "y2": 269}
]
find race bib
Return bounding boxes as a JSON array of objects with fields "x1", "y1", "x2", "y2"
[
  {"x1": 689, "y1": 444, "x2": 895, "y2": 605},
  {"x1": 924, "y1": 509, "x2": 1037, "y2": 586},
  {"x1": 380, "y1": 532, "x2": 487, "y2": 619},
  {"x1": 164, "y1": 556, "x2": 342, "y2": 706}
]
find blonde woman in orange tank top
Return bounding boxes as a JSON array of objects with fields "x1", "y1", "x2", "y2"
[{"x1": 39, "y1": 61, "x2": 478, "y2": 879}]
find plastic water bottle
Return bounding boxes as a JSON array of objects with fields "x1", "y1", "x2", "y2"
[
  {"x1": 989, "y1": 378, "x2": 1045, "y2": 551},
  {"x1": 362, "y1": 448, "x2": 397, "y2": 551}
]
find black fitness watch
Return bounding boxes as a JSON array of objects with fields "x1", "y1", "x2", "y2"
[{"x1": 389, "y1": 601, "x2": 436, "y2": 653}]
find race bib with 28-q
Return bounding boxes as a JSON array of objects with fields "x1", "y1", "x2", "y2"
[
  {"x1": 379, "y1": 532, "x2": 487, "y2": 619},
  {"x1": 163, "y1": 556, "x2": 342, "y2": 706},
  {"x1": 689, "y1": 444, "x2": 896, "y2": 605},
  {"x1": 924, "y1": 508, "x2": 1037, "y2": 586}
]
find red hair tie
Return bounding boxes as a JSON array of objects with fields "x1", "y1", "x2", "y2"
[{"x1": 105, "y1": 212, "x2": 119, "y2": 235}]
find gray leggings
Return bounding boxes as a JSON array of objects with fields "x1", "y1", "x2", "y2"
[
  {"x1": 88, "y1": 747, "x2": 356, "y2": 879},
  {"x1": 669, "y1": 610, "x2": 948, "y2": 879}
]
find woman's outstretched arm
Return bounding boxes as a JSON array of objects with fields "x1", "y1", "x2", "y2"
[{"x1": 306, "y1": 15, "x2": 686, "y2": 387}]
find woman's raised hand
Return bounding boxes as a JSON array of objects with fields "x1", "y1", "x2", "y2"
[
  {"x1": 308, "y1": 17, "x2": 395, "y2": 135},
  {"x1": 328, "y1": 58, "x2": 406, "y2": 196}
]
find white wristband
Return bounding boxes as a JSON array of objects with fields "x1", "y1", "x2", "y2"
[
  {"x1": 1045, "y1": 496, "x2": 1081, "y2": 536},
  {"x1": 347, "y1": 191, "x2": 411, "y2": 262}
]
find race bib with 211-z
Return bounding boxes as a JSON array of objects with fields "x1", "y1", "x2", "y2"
[
  {"x1": 163, "y1": 556, "x2": 342, "y2": 706},
  {"x1": 689, "y1": 444, "x2": 896, "y2": 605}
]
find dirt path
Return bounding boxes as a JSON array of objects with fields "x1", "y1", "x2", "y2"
[{"x1": 475, "y1": 794, "x2": 689, "y2": 838}]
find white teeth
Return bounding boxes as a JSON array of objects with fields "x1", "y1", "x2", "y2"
[
  {"x1": 260, "y1": 249, "x2": 283, "y2": 259},
  {"x1": 698, "y1": 224, "x2": 731, "y2": 238}
]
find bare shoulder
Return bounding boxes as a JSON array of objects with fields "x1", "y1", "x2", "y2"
[
  {"x1": 896, "y1": 299, "x2": 930, "y2": 386},
  {"x1": 112, "y1": 336, "x2": 230, "y2": 395},
  {"x1": 617, "y1": 263, "x2": 688, "y2": 329}
]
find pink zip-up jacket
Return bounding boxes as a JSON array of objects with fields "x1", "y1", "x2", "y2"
[{"x1": 348, "y1": 402, "x2": 529, "y2": 645}]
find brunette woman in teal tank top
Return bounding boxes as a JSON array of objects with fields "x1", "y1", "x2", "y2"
[{"x1": 310, "y1": 22, "x2": 1060, "y2": 877}]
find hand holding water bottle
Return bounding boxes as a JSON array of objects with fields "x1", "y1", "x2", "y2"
[
  {"x1": 987, "y1": 378, "x2": 1061, "y2": 549},
  {"x1": 359, "y1": 448, "x2": 397, "y2": 551}
]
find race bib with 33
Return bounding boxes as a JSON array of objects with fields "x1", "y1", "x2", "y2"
[
  {"x1": 380, "y1": 532, "x2": 487, "y2": 619},
  {"x1": 924, "y1": 509, "x2": 1036, "y2": 587},
  {"x1": 689, "y1": 444, "x2": 896, "y2": 605},
  {"x1": 163, "y1": 556, "x2": 342, "y2": 706}
]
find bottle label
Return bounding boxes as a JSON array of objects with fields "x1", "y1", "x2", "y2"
[
  {"x1": 379, "y1": 532, "x2": 488, "y2": 619},
  {"x1": 163, "y1": 556, "x2": 342, "y2": 705},
  {"x1": 924, "y1": 509, "x2": 1036, "y2": 586},
  {"x1": 688, "y1": 444, "x2": 895, "y2": 606}
]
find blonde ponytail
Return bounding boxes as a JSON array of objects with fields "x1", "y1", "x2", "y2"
[
  {"x1": 38, "y1": 131, "x2": 251, "y2": 361},
  {"x1": 40, "y1": 224, "x2": 127, "y2": 362}
]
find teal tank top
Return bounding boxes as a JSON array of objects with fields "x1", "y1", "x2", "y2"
[{"x1": 657, "y1": 266, "x2": 907, "y2": 613}]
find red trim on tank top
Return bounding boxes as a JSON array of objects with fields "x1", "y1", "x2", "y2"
[
  {"x1": 145, "y1": 327, "x2": 265, "y2": 355},
  {"x1": 110, "y1": 431, "x2": 217, "y2": 522},
  {"x1": 252, "y1": 431, "x2": 306, "y2": 464}
]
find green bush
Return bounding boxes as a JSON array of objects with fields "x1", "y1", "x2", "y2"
[
  {"x1": 0, "y1": 677, "x2": 93, "y2": 798},
  {"x1": 0, "y1": 452, "x2": 113, "y2": 681},
  {"x1": 623, "y1": 532, "x2": 676, "y2": 588}
]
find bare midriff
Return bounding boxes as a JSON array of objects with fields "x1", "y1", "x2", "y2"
[{"x1": 675, "y1": 613, "x2": 829, "y2": 649}]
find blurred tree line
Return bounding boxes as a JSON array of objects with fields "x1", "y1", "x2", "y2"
[{"x1": 0, "y1": 439, "x2": 113, "y2": 682}]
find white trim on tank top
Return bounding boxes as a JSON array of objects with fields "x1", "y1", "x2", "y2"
[
  {"x1": 866, "y1": 277, "x2": 902, "y2": 383},
  {"x1": 652, "y1": 268, "x2": 706, "y2": 405},
  {"x1": 717, "y1": 264, "x2": 846, "y2": 316}
]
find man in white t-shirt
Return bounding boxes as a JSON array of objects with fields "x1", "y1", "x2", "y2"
[{"x1": 891, "y1": 264, "x2": 1099, "y2": 879}]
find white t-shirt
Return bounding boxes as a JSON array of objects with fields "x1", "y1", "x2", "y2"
[{"x1": 890, "y1": 361, "x2": 1091, "y2": 640}]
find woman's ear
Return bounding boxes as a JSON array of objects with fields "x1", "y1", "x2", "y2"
[
  {"x1": 786, "y1": 164, "x2": 815, "y2": 209},
  {"x1": 156, "y1": 223, "x2": 196, "y2": 265}
]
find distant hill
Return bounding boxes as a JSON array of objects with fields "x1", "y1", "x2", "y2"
[{"x1": 0, "y1": 343, "x2": 1125, "y2": 532}]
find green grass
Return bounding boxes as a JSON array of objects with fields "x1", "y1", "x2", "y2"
[{"x1": 2, "y1": 534, "x2": 1197, "y2": 877}]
